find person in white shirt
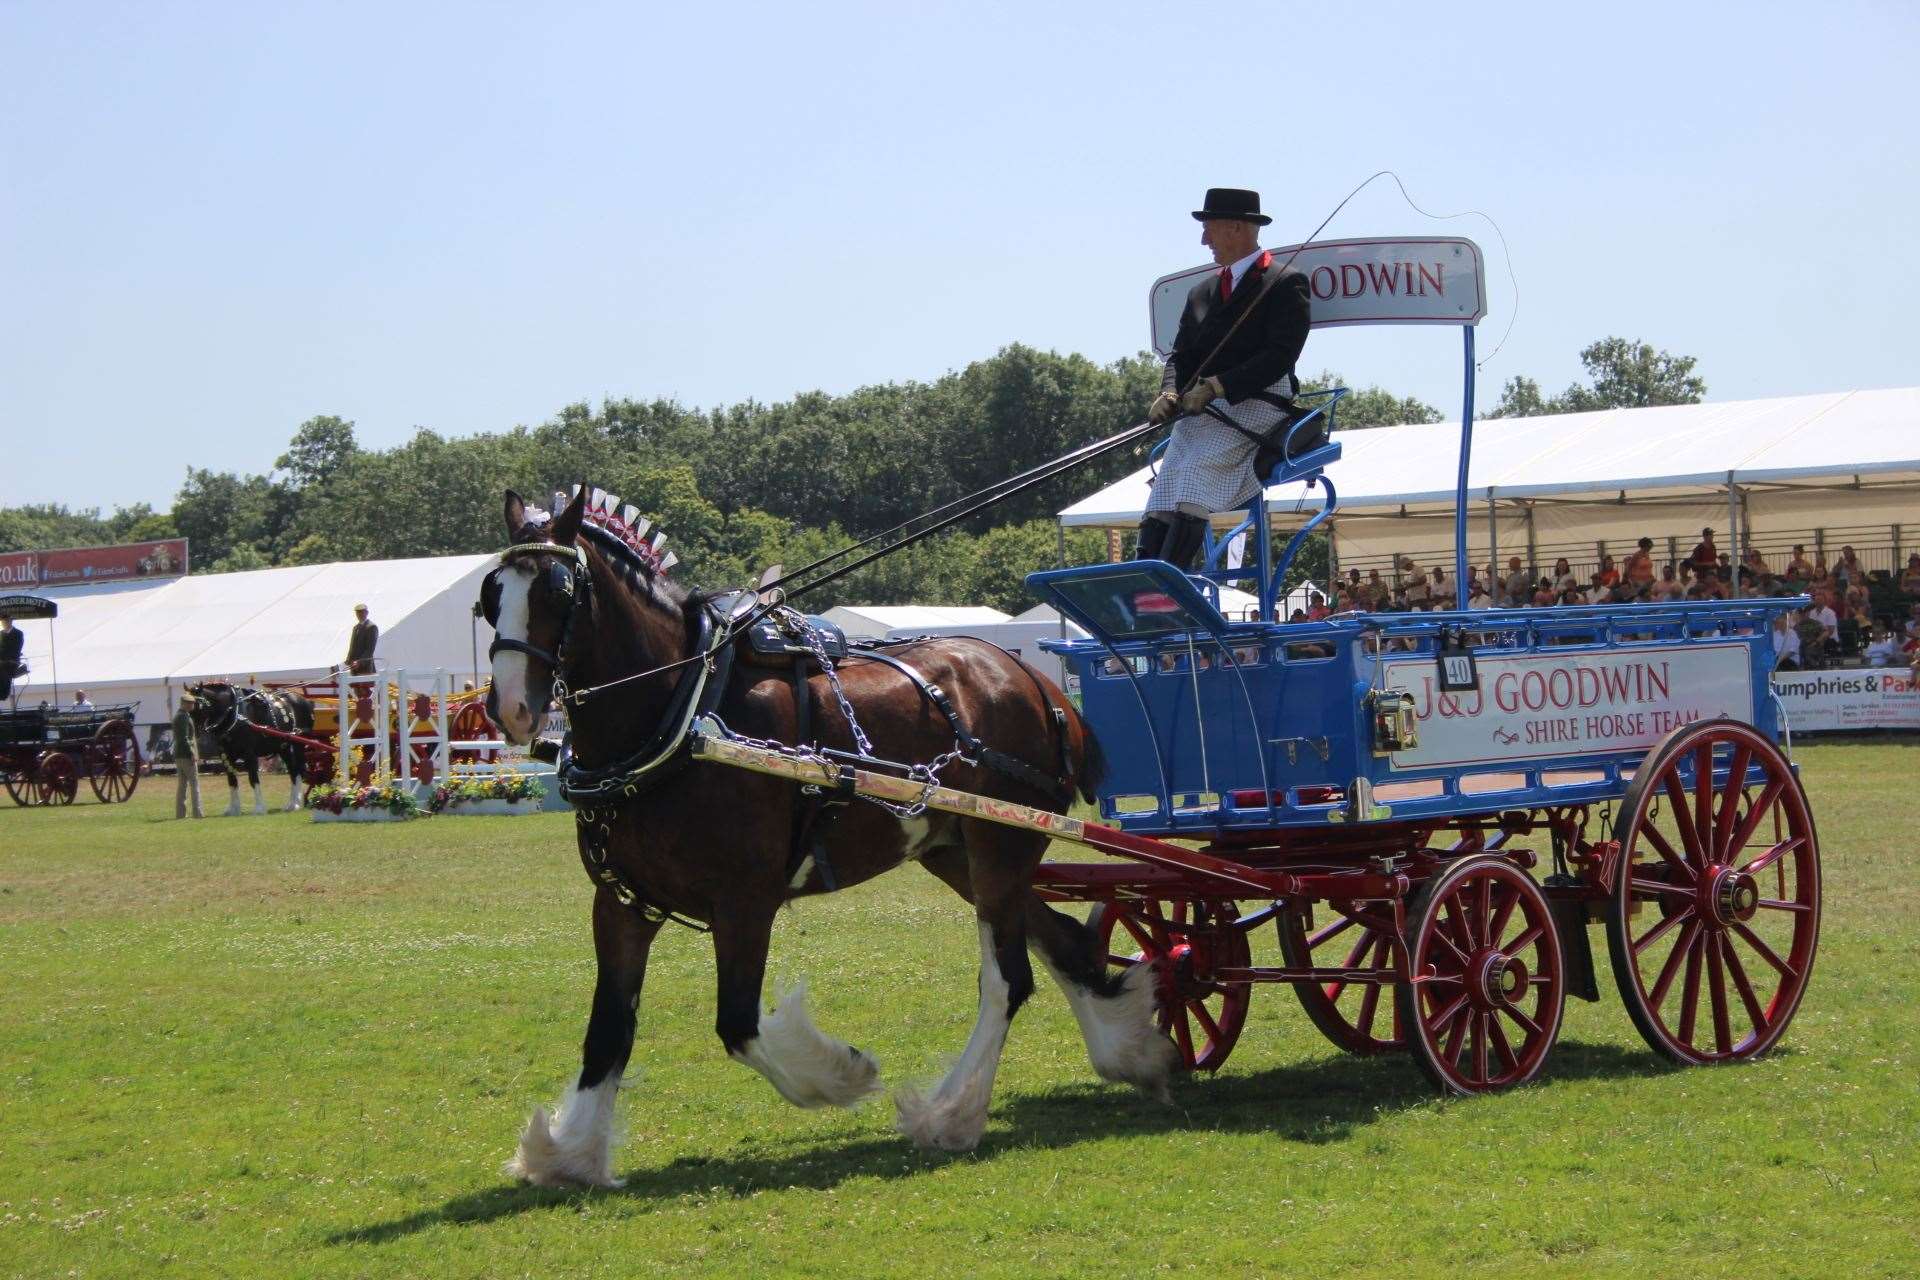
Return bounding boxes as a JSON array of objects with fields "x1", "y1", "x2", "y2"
[
  {"x1": 1864, "y1": 627, "x2": 1900, "y2": 667},
  {"x1": 1429, "y1": 566, "x2": 1456, "y2": 608},
  {"x1": 72, "y1": 689, "x2": 94, "y2": 710},
  {"x1": 1772, "y1": 614, "x2": 1802, "y2": 670}
]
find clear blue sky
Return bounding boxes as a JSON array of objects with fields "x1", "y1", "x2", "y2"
[{"x1": 3, "y1": 0, "x2": 1916, "y2": 513}]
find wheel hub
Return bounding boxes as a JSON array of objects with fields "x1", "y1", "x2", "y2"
[
  {"x1": 1707, "y1": 868, "x2": 1760, "y2": 925},
  {"x1": 1471, "y1": 951, "x2": 1527, "y2": 1009}
]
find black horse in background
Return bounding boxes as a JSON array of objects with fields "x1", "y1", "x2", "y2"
[{"x1": 185, "y1": 681, "x2": 315, "y2": 815}]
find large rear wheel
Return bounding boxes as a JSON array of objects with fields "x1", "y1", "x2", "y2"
[
  {"x1": 1089, "y1": 897, "x2": 1251, "y2": 1072},
  {"x1": 34, "y1": 751, "x2": 78, "y2": 806},
  {"x1": 1604, "y1": 719, "x2": 1820, "y2": 1064}
]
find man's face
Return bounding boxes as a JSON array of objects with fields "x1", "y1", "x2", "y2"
[
  {"x1": 355, "y1": 610, "x2": 367, "y2": 623},
  {"x1": 1200, "y1": 217, "x2": 1258, "y2": 266}
]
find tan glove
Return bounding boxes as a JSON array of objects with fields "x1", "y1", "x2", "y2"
[
  {"x1": 1146, "y1": 390, "x2": 1180, "y2": 425},
  {"x1": 1178, "y1": 376, "x2": 1224, "y2": 415}
]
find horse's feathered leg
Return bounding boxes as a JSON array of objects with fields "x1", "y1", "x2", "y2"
[
  {"x1": 920, "y1": 845, "x2": 1178, "y2": 1100},
  {"x1": 221, "y1": 752, "x2": 242, "y2": 817},
  {"x1": 894, "y1": 823, "x2": 1041, "y2": 1152},
  {"x1": 285, "y1": 745, "x2": 305, "y2": 812},
  {"x1": 716, "y1": 902, "x2": 880, "y2": 1109},
  {"x1": 507, "y1": 889, "x2": 660, "y2": 1188}
]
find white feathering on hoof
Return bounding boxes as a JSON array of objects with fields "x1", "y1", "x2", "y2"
[
  {"x1": 1042, "y1": 955, "x2": 1180, "y2": 1103},
  {"x1": 503, "y1": 1076, "x2": 624, "y2": 1189},
  {"x1": 894, "y1": 922, "x2": 1012, "y2": 1152},
  {"x1": 730, "y1": 982, "x2": 882, "y2": 1109}
]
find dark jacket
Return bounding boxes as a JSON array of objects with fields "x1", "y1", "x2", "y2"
[
  {"x1": 345, "y1": 620, "x2": 378, "y2": 672},
  {"x1": 0, "y1": 626, "x2": 21, "y2": 671},
  {"x1": 1161, "y1": 253, "x2": 1312, "y2": 404}
]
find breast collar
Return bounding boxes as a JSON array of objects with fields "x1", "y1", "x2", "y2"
[{"x1": 485, "y1": 542, "x2": 735, "y2": 805}]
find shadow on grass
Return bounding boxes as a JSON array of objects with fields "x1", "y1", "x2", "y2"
[{"x1": 328, "y1": 1037, "x2": 1676, "y2": 1246}]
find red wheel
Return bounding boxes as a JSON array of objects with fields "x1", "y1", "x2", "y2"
[
  {"x1": 1397, "y1": 857, "x2": 1565, "y2": 1094},
  {"x1": 449, "y1": 701, "x2": 497, "y2": 763},
  {"x1": 1605, "y1": 719, "x2": 1820, "y2": 1065},
  {"x1": 1089, "y1": 897, "x2": 1250, "y2": 1072},
  {"x1": 34, "y1": 751, "x2": 79, "y2": 806},
  {"x1": 87, "y1": 719, "x2": 139, "y2": 803},
  {"x1": 1275, "y1": 901, "x2": 1405, "y2": 1055},
  {"x1": 4, "y1": 768, "x2": 30, "y2": 806}
]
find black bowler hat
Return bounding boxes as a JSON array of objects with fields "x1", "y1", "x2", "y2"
[{"x1": 1191, "y1": 188, "x2": 1271, "y2": 225}]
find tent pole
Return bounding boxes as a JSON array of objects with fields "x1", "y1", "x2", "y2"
[
  {"x1": 1485, "y1": 494, "x2": 1498, "y2": 610},
  {"x1": 1727, "y1": 472, "x2": 1740, "y2": 599},
  {"x1": 50, "y1": 615, "x2": 59, "y2": 705}
]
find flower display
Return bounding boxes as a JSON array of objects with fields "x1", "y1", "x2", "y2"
[
  {"x1": 426, "y1": 771, "x2": 545, "y2": 814},
  {"x1": 305, "y1": 774, "x2": 422, "y2": 818}
]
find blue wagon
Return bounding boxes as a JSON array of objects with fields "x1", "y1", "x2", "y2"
[{"x1": 703, "y1": 237, "x2": 1821, "y2": 1094}]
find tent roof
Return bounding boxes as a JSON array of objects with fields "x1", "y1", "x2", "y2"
[
  {"x1": 821, "y1": 605, "x2": 1012, "y2": 634},
  {"x1": 13, "y1": 554, "x2": 494, "y2": 691},
  {"x1": 1059, "y1": 387, "x2": 1920, "y2": 527}
]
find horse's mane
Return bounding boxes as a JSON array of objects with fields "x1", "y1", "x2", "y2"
[{"x1": 576, "y1": 521, "x2": 690, "y2": 615}]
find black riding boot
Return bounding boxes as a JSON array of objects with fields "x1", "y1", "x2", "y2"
[
  {"x1": 1132, "y1": 515, "x2": 1170, "y2": 561},
  {"x1": 1158, "y1": 512, "x2": 1210, "y2": 571}
]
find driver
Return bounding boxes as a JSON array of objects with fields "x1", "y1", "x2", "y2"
[
  {"x1": 1136, "y1": 187, "x2": 1312, "y2": 570},
  {"x1": 0, "y1": 616, "x2": 23, "y2": 701}
]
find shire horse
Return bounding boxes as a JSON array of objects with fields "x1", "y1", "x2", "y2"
[
  {"x1": 485, "y1": 486, "x2": 1179, "y2": 1186},
  {"x1": 185, "y1": 681, "x2": 315, "y2": 815}
]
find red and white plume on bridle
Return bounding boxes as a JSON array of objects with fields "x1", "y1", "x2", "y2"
[{"x1": 555, "y1": 485, "x2": 679, "y2": 576}]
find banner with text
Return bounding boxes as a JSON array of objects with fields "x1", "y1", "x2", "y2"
[
  {"x1": 1774, "y1": 668, "x2": 1920, "y2": 732},
  {"x1": 0, "y1": 539, "x2": 189, "y2": 587},
  {"x1": 1150, "y1": 236, "x2": 1487, "y2": 357},
  {"x1": 1383, "y1": 643, "x2": 1756, "y2": 769}
]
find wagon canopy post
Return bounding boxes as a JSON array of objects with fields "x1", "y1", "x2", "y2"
[{"x1": 1456, "y1": 324, "x2": 1476, "y2": 605}]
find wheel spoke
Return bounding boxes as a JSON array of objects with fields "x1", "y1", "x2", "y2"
[
  {"x1": 1442, "y1": 897, "x2": 1475, "y2": 957},
  {"x1": 1661, "y1": 767, "x2": 1708, "y2": 869},
  {"x1": 1487, "y1": 883, "x2": 1520, "y2": 950},
  {"x1": 1677, "y1": 930, "x2": 1705, "y2": 1047},
  {"x1": 1731, "y1": 922, "x2": 1796, "y2": 979},
  {"x1": 1506, "y1": 922, "x2": 1544, "y2": 956},
  {"x1": 1706, "y1": 932, "x2": 1733, "y2": 1055},
  {"x1": 1640, "y1": 824, "x2": 1698, "y2": 881},
  {"x1": 1488, "y1": 1014, "x2": 1519, "y2": 1072},
  {"x1": 1721, "y1": 933, "x2": 1771, "y2": 1032},
  {"x1": 1649, "y1": 919, "x2": 1701, "y2": 1008},
  {"x1": 1741, "y1": 835, "x2": 1804, "y2": 878},
  {"x1": 1425, "y1": 990, "x2": 1469, "y2": 1036},
  {"x1": 1712, "y1": 743, "x2": 1754, "y2": 859},
  {"x1": 1443, "y1": 1006, "x2": 1469, "y2": 1067},
  {"x1": 1172, "y1": 1007, "x2": 1194, "y2": 1062},
  {"x1": 1629, "y1": 876, "x2": 1692, "y2": 900},
  {"x1": 1500, "y1": 1000, "x2": 1543, "y2": 1040},
  {"x1": 1474, "y1": 877, "x2": 1492, "y2": 949},
  {"x1": 1633, "y1": 905, "x2": 1694, "y2": 957},
  {"x1": 1107, "y1": 953, "x2": 1139, "y2": 969},
  {"x1": 1118, "y1": 914, "x2": 1155, "y2": 951},
  {"x1": 1725, "y1": 777, "x2": 1786, "y2": 864},
  {"x1": 1692, "y1": 743, "x2": 1715, "y2": 862},
  {"x1": 1757, "y1": 898, "x2": 1812, "y2": 915},
  {"x1": 1471, "y1": 1012, "x2": 1489, "y2": 1082},
  {"x1": 1305, "y1": 911, "x2": 1357, "y2": 951},
  {"x1": 1355, "y1": 961, "x2": 1382, "y2": 1039},
  {"x1": 1187, "y1": 999, "x2": 1221, "y2": 1044}
]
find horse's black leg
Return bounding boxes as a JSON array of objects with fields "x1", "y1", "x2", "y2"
[
  {"x1": 506, "y1": 889, "x2": 660, "y2": 1188},
  {"x1": 713, "y1": 900, "x2": 881, "y2": 1109},
  {"x1": 920, "y1": 846, "x2": 1178, "y2": 1101}
]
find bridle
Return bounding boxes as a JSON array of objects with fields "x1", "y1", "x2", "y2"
[{"x1": 481, "y1": 543, "x2": 590, "y2": 676}]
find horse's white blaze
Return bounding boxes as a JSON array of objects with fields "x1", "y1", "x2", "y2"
[
  {"x1": 504, "y1": 1074, "x2": 624, "y2": 1188},
  {"x1": 1041, "y1": 953, "x2": 1179, "y2": 1101},
  {"x1": 894, "y1": 922, "x2": 1012, "y2": 1152},
  {"x1": 730, "y1": 981, "x2": 881, "y2": 1109},
  {"x1": 489, "y1": 569, "x2": 539, "y2": 744}
]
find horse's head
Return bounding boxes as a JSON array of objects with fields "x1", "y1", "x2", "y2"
[
  {"x1": 185, "y1": 681, "x2": 233, "y2": 732},
  {"x1": 483, "y1": 488, "x2": 590, "y2": 744}
]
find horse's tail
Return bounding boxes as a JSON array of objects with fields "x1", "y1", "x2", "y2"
[{"x1": 1072, "y1": 707, "x2": 1106, "y2": 806}]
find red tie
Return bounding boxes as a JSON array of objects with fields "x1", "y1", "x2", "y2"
[{"x1": 1218, "y1": 268, "x2": 1232, "y2": 302}]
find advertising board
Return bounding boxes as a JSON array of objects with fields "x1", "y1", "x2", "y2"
[{"x1": 1773, "y1": 667, "x2": 1920, "y2": 732}]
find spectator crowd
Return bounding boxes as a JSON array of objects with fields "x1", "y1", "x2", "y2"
[{"x1": 1294, "y1": 529, "x2": 1920, "y2": 673}]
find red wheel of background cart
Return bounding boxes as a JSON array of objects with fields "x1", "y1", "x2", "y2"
[
  {"x1": 449, "y1": 701, "x2": 497, "y2": 764},
  {"x1": 1088, "y1": 897, "x2": 1251, "y2": 1072},
  {"x1": 301, "y1": 748, "x2": 335, "y2": 786},
  {"x1": 34, "y1": 750, "x2": 79, "y2": 806},
  {"x1": 4, "y1": 768, "x2": 31, "y2": 806},
  {"x1": 1397, "y1": 856, "x2": 1564, "y2": 1095},
  {"x1": 1275, "y1": 901, "x2": 1406, "y2": 1055},
  {"x1": 87, "y1": 718, "x2": 139, "y2": 803},
  {"x1": 1605, "y1": 719, "x2": 1820, "y2": 1065}
]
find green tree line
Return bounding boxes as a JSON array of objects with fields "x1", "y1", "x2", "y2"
[{"x1": 0, "y1": 337, "x2": 1696, "y2": 610}]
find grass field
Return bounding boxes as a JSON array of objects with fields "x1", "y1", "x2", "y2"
[{"x1": 2, "y1": 740, "x2": 1917, "y2": 1279}]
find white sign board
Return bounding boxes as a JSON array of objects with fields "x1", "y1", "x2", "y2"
[
  {"x1": 1382, "y1": 643, "x2": 1755, "y2": 770},
  {"x1": 1773, "y1": 668, "x2": 1920, "y2": 732},
  {"x1": 1150, "y1": 236, "x2": 1486, "y2": 358}
]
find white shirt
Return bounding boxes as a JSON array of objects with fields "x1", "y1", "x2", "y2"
[
  {"x1": 1811, "y1": 605, "x2": 1838, "y2": 637},
  {"x1": 1775, "y1": 626, "x2": 1801, "y2": 666},
  {"x1": 1224, "y1": 248, "x2": 1264, "y2": 292},
  {"x1": 1866, "y1": 637, "x2": 1898, "y2": 666}
]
